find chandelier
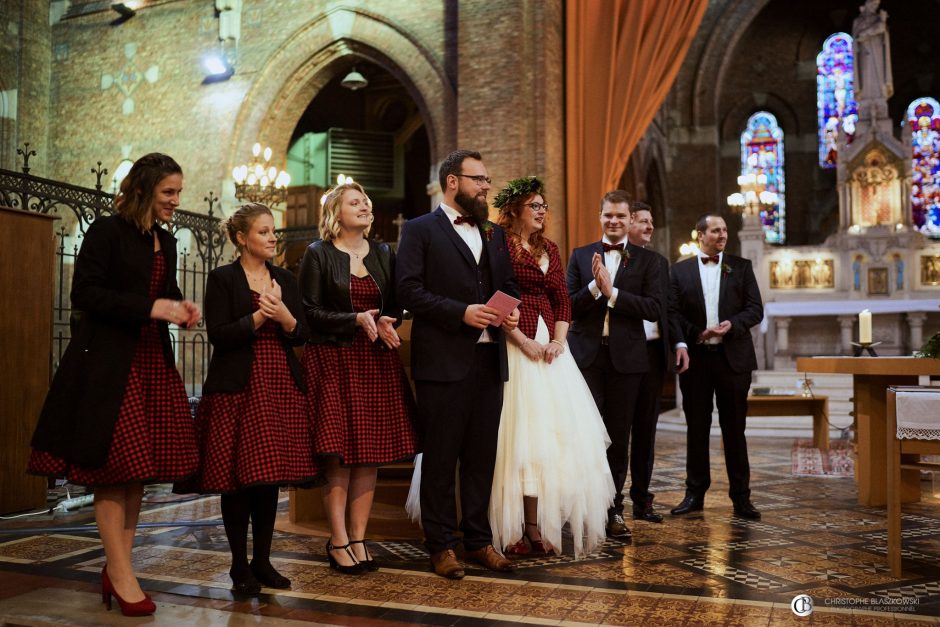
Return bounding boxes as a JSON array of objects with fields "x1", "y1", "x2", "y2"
[
  {"x1": 726, "y1": 173, "x2": 778, "y2": 217},
  {"x1": 232, "y1": 143, "x2": 291, "y2": 207}
]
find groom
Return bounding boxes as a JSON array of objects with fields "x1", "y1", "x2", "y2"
[{"x1": 396, "y1": 149, "x2": 520, "y2": 579}]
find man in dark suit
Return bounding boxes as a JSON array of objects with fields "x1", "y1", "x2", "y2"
[
  {"x1": 668, "y1": 213, "x2": 763, "y2": 520},
  {"x1": 625, "y1": 201, "x2": 670, "y2": 524},
  {"x1": 566, "y1": 190, "x2": 662, "y2": 541},
  {"x1": 396, "y1": 149, "x2": 521, "y2": 579}
]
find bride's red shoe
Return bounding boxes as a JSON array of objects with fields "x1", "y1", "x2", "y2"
[{"x1": 101, "y1": 565, "x2": 156, "y2": 616}]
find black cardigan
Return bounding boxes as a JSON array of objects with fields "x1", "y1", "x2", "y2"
[
  {"x1": 298, "y1": 239, "x2": 401, "y2": 346},
  {"x1": 31, "y1": 215, "x2": 183, "y2": 468},
  {"x1": 202, "y1": 261, "x2": 309, "y2": 394}
]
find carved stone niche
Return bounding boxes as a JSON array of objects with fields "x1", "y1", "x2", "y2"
[{"x1": 850, "y1": 149, "x2": 903, "y2": 227}]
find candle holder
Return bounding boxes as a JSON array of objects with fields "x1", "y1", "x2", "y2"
[{"x1": 851, "y1": 341, "x2": 882, "y2": 357}]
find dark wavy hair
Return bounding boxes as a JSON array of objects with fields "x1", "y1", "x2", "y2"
[
  {"x1": 495, "y1": 176, "x2": 548, "y2": 259},
  {"x1": 114, "y1": 153, "x2": 182, "y2": 232}
]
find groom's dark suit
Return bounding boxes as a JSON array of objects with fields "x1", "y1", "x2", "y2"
[
  {"x1": 396, "y1": 206, "x2": 519, "y2": 554},
  {"x1": 669, "y1": 253, "x2": 763, "y2": 503},
  {"x1": 566, "y1": 241, "x2": 661, "y2": 517}
]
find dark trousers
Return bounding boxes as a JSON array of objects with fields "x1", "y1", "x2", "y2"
[
  {"x1": 415, "y1": 344, "x2": 502, "y2": 554},
  {"x1": 581, "y1": 343, "x2": 642, "y2": 515},
  {"x1": 678, "y1": 345, "x2": 752, "y2": 502},
  {"x1": 629, "y1": 338, "x2": 665, "y2": 507}
]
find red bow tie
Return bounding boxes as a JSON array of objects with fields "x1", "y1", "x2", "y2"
[
  {"x1": 701, "y1": 255, "x2": 720, "y2": 265},
  {"x1": 602, "y1": 242, "x2": 624, "y2": 253},
  {"x1": 454, "y1": 215, "x2": 478, "y2": 227}
]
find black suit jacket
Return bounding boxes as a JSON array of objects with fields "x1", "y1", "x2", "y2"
[
  {"x1": 649, "y1": 250, "x2": 674, "y2": 370},
  {"x1": 565, "y1": 241, "x2": 662, "y2": 374},
  {"x1": 202, "y1": 260, "x2": 309, "y2": 394},
  {"x1": 669, "y1": 253, "x2": 763, "y2": 374},
  {"x1": 395, "y1": 207, "x2": 520, "y2": 382},
  {"x1": 31, "y1": 215, "x2": 184, "y2": 467}
]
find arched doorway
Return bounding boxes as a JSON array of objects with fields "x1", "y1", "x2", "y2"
[{"x1": 285, "y1": 59, "x2": 431, "y2": 245}]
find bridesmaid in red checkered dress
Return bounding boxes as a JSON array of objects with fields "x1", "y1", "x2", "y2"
[
  {"x1": 182, "y1": 203, "x2": 320, "y2": 594},
  {"x1": 488, "y1": 177, "x2": 614, "y2": 559},
  {"x1": 28, "y1": 154, "x2": 201, "y2": 616},
  {"x1": 299, "y1": 182, "x2": 417, "y2": 574}
]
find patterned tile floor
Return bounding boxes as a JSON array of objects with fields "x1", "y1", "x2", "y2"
[{"x1": 2, "y1": 431, "x2": 940, "y2": 625}]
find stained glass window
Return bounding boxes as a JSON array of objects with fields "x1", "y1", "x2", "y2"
[
  {"x1": 741, "y1": 111, "x2": 785, "y2": 244},
  {"x1": 817, "y1": 32, "x2": 857, "y2": 168},
  {"x1": 908, "y1": 97, "x2": 940, "y2": 237}
]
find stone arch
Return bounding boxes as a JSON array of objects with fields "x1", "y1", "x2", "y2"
[
  {"x1": 687, "y1": 0, "x2": 773, "y2": 127},
  {"x1": 227, "y1": 9, "x2": 454, "y2": 201},
  {"x1": 719, "y1": 93, "x2": 800, "y2": 144}
]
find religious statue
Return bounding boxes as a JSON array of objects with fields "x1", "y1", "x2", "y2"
[
  {"x1": 850, "y1": 149, "x2": 901, "y2": 225},
  {"x1": 853, "y1": 0, "x2": 893, "y2": 108},
  {"x1": 853, "y1": 255, "x2": 863, "y2": 291},
  {"x1": 893, "y1": 253, "x2": 904, "y2": 291}
]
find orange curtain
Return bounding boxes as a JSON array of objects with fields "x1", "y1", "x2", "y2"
[{"x1": 565, "y1": 0, "x2": 707, "y2": 248}]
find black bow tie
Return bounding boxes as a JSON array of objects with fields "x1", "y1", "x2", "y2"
[
  {"x1": 701, "y1": 255, "x2": 720, "y2": 265},
  {"x1": 602, "y1": 242, "x2": 624, "y2": 253},
  {"x1": 454, "y1": 215, "x2": 477, "y2": 227}
]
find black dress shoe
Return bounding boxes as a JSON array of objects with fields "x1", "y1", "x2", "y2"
[
  {"x1": 732, "y1": 501, "x2": 761, "y2": 520},
  {"x1": 606, "y1": 512, "x2": 633, "y2": 540},
  {"x1": 632, "y1": 505, "x2": 664, "y2": 523},
  {"x1": 670, "y1": 496, "x2": 704, "y2": 516}
]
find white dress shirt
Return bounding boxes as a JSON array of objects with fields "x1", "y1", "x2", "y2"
[
  {"x1": 698, "y1": 251, "x2": 723, "y2": 345},
  {"x1": 441, "y1": 203, "x2": 491, "y2": 342},
  {"x1": 588, "y1": 237, "x2": 623, "y2": 337}
]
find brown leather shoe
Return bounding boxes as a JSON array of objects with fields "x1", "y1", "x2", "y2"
[
  {"x1": 465, "y1": 545, "x2": 514, "y2": 572},
  {"x1": 430, "y1": 549, "x2": 465, "y2": 579}
]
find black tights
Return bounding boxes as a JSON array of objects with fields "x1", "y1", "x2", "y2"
[{"x1": 220, "y1": 485, "x2": 279, "y2": 576}]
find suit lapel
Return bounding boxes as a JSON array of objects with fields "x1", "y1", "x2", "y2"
[
  {"x1": 718, "y1": 255, "x2": 731, "y2": 315},
  {"x1": 433, "y1": 207, "x2": 476, "y2": 268},
  {"x1": 613, "y1": 242, "x2": 634, "y2": 284},
  {"x1": 688, "y1": 258, "x2": 707, "y2": 315}
]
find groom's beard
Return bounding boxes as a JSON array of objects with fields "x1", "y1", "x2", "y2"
[{"x1": 455, "y1": 190, "x2": 489, "y2": 224}]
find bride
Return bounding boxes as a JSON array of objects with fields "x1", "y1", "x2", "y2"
[{"x1": 487, "y1": 176, "x2": 614, "y2": 558}]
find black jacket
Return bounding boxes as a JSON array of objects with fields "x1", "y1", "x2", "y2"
[
  {"x1": 298, "y1": 239, "x2": 401, "y2": 346},
  {"x1": 202, "y1": 260, "x2": 309, "y2": 394},
  {"x1": 395, "y1": 207, "x2": 520, "y2": 382},
  {"x1": 31, "y1": 215, "x2": 183, "y2": 468},
  {"x1": 566, "y1": 240, "x2": 662, "y2": 374}
]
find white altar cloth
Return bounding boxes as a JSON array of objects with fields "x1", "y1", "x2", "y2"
[
  {"x1": 892, "y1": 386, "x2": 940, "y2": 440},
  {"x1": 760, "y1": 299, "x2": 940, "y2": 333}
]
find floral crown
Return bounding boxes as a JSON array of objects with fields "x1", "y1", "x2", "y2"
[{"x1": 492, "y1": 176, "x2": 545, "y2": 211}]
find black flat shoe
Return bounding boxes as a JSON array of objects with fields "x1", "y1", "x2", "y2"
[
  {"x1": 250, "y1": 560, "x2": 291, "y2": 589},
  {"x1": 326, "y1": 540, "x2": 366, "y2": 575},
  {"x1": 670, "y1": 496, "x2": 705, "y2": 516},
  {"x1": 349, "y1": 540, "x2": 379, "y2": 572},
  {"x1": 632, "y1": 506, "x2": 664, "y2": 523},
  {"x1": 732, "y1": 501, "x2": 761, "y2": 520},
  {"x1": 229, "y1": 568, "x2": 262, "y2": 595}
]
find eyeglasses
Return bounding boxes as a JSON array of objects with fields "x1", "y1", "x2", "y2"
[
  {"x1": 455, "y1": 174, "x2": 492, "y2": 185},
  {"x1": 525, "y1": 202, "x2": 549, "y2": 212}
]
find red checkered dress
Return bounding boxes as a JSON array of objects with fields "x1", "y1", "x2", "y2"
[
  {"x1": 510, "y1": 238, "x2": 571, "y2": 340},
  {"x1": 303, "y1": 274, "x2": 417, "y2": 466},
  {"x1": 185, "y1": 293, "x2": 321, "y2": 493},
  {"x1": 28, "y1": 252, "x2": 199, "y2": 486}
]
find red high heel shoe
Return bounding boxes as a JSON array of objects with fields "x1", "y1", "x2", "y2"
[{"x1": 101, "y1": 565, "x2": 156, "y2": 616}]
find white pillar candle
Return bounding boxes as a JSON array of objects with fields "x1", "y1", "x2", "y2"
[{"x1": 859, "y1": 309, "x2": 872, "y2": 344}]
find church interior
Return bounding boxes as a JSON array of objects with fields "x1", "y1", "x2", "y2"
[{"x1": 3, "y1": 0, "x2": 940, "y2": 624}]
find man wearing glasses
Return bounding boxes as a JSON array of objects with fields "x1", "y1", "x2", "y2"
[
  {"x1": 397, "y1": 149, "x2": 521, "y2": 579},
  {"x1": 565, "y1": 190, "x2": 662, "y2": 542}
]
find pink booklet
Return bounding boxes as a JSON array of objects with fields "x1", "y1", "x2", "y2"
[{"x1": 485, "y1": 290, "x2": 521, "y2": 326}]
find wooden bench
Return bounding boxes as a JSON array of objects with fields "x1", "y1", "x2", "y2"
[
  {"x1": 886, "y1": 387, "x2": 940, "y2": 577},
  {"x1": 747, "y1": 395, "x2": 830, "y2": 451}
]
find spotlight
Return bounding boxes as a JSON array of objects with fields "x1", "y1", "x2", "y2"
[{"x1": 202, "y1": 54, "x2": 234, "y2": 84}]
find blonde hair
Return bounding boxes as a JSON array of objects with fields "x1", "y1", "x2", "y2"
[
  {"x1": 114, "y1": 153, "x2": 183, "y2": 233},
  {"x1": 223, "y1": 202, "x2": 273, "y2": 248},
  {"x1": 318, "y1": 182, "x2": 372, "y2": 242}
]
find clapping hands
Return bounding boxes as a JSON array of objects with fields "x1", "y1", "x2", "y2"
[{"x1": 151, "y1": 298, "x2": 201, "y2": 328}]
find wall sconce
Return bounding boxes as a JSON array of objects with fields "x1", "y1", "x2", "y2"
[{"x1": 202, "y1": 54, "x2": 234, "y2": 84}]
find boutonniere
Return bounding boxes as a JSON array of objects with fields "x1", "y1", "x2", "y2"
[
  {"x1": 482, "y1": 220, "x2": 495, "y2": 242},
  {"x1": 620, "y1": 248, "x2": 631, "y2": 267},
  {"x1": 721, "y1": 263, "x2": 732, "y2": 276}
]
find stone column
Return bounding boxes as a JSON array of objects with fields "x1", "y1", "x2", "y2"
[
  {"x1": 907, "y1": 312, "x2": 927, "y2": 353},
  {"x1": 775, "y1": 317, "x2": 791, "y2": 353},
  {"x1": 738, "y1": 213, "x2": 767, "y2": 297},
  {"x1": 838, "y1": 315, "x2": 855, "y2": 355}
]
